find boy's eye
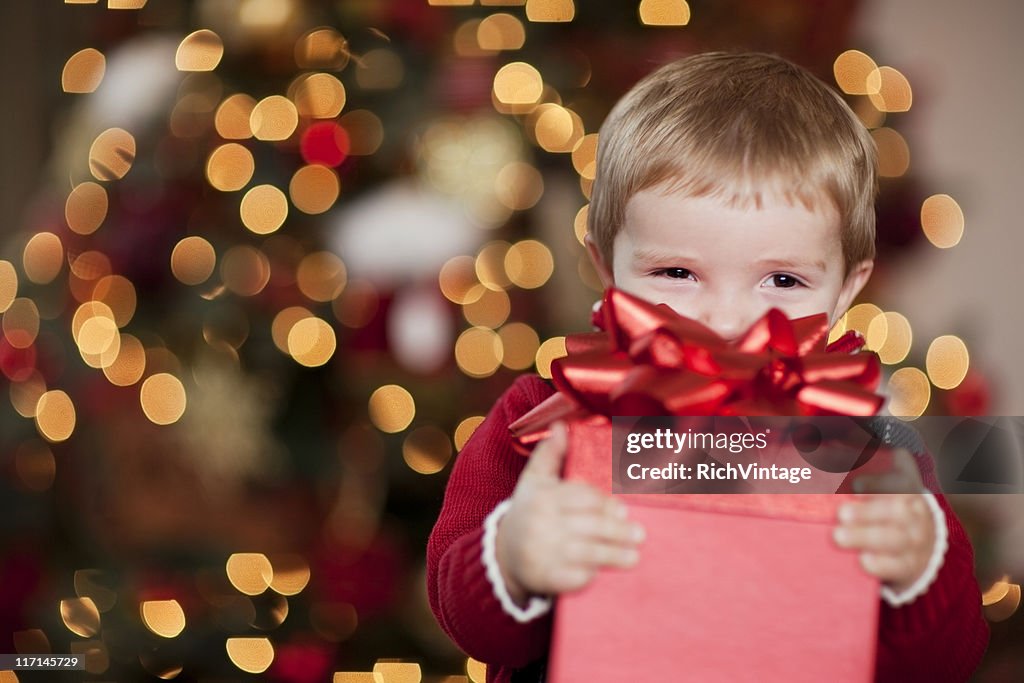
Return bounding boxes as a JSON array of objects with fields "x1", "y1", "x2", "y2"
[
  {"x1": 655, "y1": 268, "x2": 694, "y2": 280},
  {"x1": 765, "y1": 273, "x2": 804, "y2": 288}
]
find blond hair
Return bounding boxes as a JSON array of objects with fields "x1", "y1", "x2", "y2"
[{"x1": 588, "y1": 52, "x2": 877, "y2": 274}]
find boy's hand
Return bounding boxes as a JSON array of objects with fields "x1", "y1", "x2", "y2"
[
  {"x1": 495, "y1": 422, "x2": 645, "y2": 605},
  {"x1": 833, "y1": 449, "x2": 937, "y2": 595}
]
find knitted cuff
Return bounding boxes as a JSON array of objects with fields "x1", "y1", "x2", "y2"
[
  {"x1": 481, "y1": 499, "x2": 553, "y2": 623},
  {"x1": 880, "y1": 492, "x2": 949, "y2": 607}
]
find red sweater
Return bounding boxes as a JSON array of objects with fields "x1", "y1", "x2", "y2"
[{"x1": 427, "y1": 375, "x2": 989, "y2": 682}]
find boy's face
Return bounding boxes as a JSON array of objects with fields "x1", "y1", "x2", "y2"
[{"x1": 588, "y1": 187, "x2": 873, "y2": 342}]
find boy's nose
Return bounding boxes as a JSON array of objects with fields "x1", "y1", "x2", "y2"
[{"x1": 696, "y1": 301, "x2": 751, "y2": 344}]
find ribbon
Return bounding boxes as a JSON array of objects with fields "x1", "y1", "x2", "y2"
[{"x1": 511, "y1": 288, "x2": 883, "y2": 452}]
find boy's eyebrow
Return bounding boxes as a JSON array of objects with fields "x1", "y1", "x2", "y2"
[
  {"x1": 753, "y1": 257, "x2": 828, "y2": 272},
  {"x1": 631, "y1": 247, "x2": 698, "y2": 264}
]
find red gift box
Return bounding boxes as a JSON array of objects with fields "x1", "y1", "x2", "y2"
[{"x1": 509, "y1": 289, "x2": 888, "y2": 682}]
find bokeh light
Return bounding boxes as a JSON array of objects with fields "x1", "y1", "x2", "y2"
[
  {"x1": 402, "y1": 425, "x2": 453, "y2": 475},
  {"x1": 504, "y1": 239, "x2": 554, "y2": 289},
  {"x1": 439, "y1": 255, "x2": 482, "y2": 304},
  {"x1": 10, "y1": 372, "x2": 47, "y2": 418},
  {"x1": 287, "y1": 317, "x2": 337, "y2": 367},
  {"x1": 35, "y1": 388, "x2": 76, "y2": 442},
  {"x1": 574, "y1": 205, "x2": 589, "y2": 244},
  {"x1": 240, "y1": 185, "x2": 289, "y2": 234},
  {"x1": 921, "y1": 194, "x2": 964, "y2": 248},
  {"x1": 493, "y1": 62, "x2": 543, "y2": 107},
  {"x1": 102, "y1": 333, "x2": 146, "y2": 386},
  {"x1": 141, "y1": 600, "x2": 186, "y2": 638},
  {"x1": 215, "y1": 94, "x2": 256, "y2": 139},
  {"x1": 268, "y1": 555, "x2": 311, "y2": 596},
  {"x1": 535, "y1": 336, "x2": 567, "y2": 379},
  {"x1": 139, "y1": 373, "x2": 187, "y2": 425},
  {"x1": 295, "y1": 27, "x2": 350, "y2": 70},
  {"x1": 867, "y1": 311, "x2": 912, "y2": 365},
  {"x1": 476, "y1": 242, "x2": 512, "y2": 291},
  {"x1": 226, "y1": 553, "x2": 273, "y2": 595},
  {"x1": 339, "y1": 110, "x2": 384, "y2": 156},
  {"x1": 463, "y1": 287, "x2": 510, "y2": 328},
  {"x1": 833, "y1": 50, "x2": 878, "y2": 95},
  {"x1": 293, "y1": 73, "x2": 347, "y2": 118},
  {"x1": 297, "y1": 251, "x2": 347, "y2": 301},
  {"x1": 454, "y1": 416, "x2": 486, "y2": 451},
  {"x1": 887, "y1": 367, "x2": 930, "y2": 420},
  {"x1": 571, "y1": 133, "x2": 598, "y2": 179},
  {"x1": 526, "y1": 0, "x2": 575, "y2": 22},
  {"x1": 65, "y1": 182, "x2": 108, "y2": 235},
  {"x1": 62, "y1": 48, "x2": 106, "y2": 93},
  {"x1": 206, "y1": 143, "x2": 255, "y2": 191},
  {"x1": 171, "y1": 236, "x2": 217, "y2": 285},
  {"x1": 60, "y1": 597, "x2": 100, "y2": 638},
  {"x1": 226, "y1": 637, "x2": 274, "y2": 674},
  {"x1": 867, "y1": 66, "x2": 912, "y2": 113},
  {"x1": 176, "y1": 29, "x2": 224, "y2": 71},
  {"x1": 271, "y1": 306, "x2": 313, "y2": 353},
  {"x1": 300, "y1": 121, "x2": 350, "y2": 167},
  {"x1": 498, "y1": 322, "x2": 540, "y2": 370},
  {"x1": 638, "y1": 0, "x2": 691, "y2": 26},
  {"x1": 455, "y1": 327, "x2": 503, "y2": 377},
  {"x1": 93, "y1": 274, "x2": 137, "y2": 327},
  {"x1": 251, "y1": 96, "x2": 298, "y2": 141},
  {"x1": 0, "y1": 260, "x2": 16, "y2": 312},
  {"x1": 368, "y1": 385, "x2": 416, "y2": 433},
  {"x1": 495, "y1": 162, "x2": 544, "y2": 211},
  {"x1": 926, "y1": 335, "x2": 970, "y2": 390},
  {"x1": 3, "y1": 298, "x2": 40, "y2": 349},
  {"x1": 872, "y1": 127, "x2": 910, "y2": 178},
  {"x1": 290, "y1": 164, "x2": 341, "y2": 214},
  {"x1": 22, "y1": 232, "x2": 64, "y2": 285},
  {"x1": 89, "y1": 128, "x2": 136, "y2": 181},
  {"x1": 478, "y1": 14, "x2": 526, "y2": 51}
]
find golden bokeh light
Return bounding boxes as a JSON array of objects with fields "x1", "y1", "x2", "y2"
[
  {"x1": 295, "y1": 27, "x2": 350, "y2": 70},
  {"x1": 272, "y1": 306, "x2": 313, "y2": 353},
  {"x1": 294, "y1": 73, "x2": 347, "y2": 119},
  {"x1": 478, "y1": 13, "x2": 526, "y2": 51},
  {"x1": 571, "y1": 133, "x2": 598, "y2": 179},
  {"x1": 176, "y1": 29, "x2": 224, "y2": 72},
  {"x1": 843, "y1": 303, "x2": 883, "y2": 338},
  {"x1": 14, "y1": 441, "x2": 56, "y2": 492},
  {"x1": 240, "y1": 185, "x2": 289, "y2": 234},
  {"x1": 852, "y1": 96, "x2": 886, "y2": 130},
  {"x1": 72, "y1": 300, "x2": 115, "y2": 345},
  {"x1": 535, "y1": 336, "x2": 567, "y2": 379},
  {"x1": 493, "y1": 62, "x2": 543, "y2": 107},
  {"x1": 481, "y1": 0, "x2": 526, "y2": 4},
  {"x1": 466, "y1": 658, "x2": 487, "y2": 683},
  {"x1": 454, "y1": 19, "x2": 489, "y2": 58},
  {"x1": 872, "y1": 127, "x2": 910, "y2": 178},
  {"x1": 574, "y1": 204, "x2": 589, "y2": 244},
  {"x1": 2, "y1": 298, "x2": 40, "y2": 349},
  {"x1": 89, "y1": 128, "x2": 136, "y2": 181},
  {"x1": 476, "y1": 242, "x2": 512, "y2": 291},
  {"x1": 103, "y1": 333, "x2": 146, "y2": 386},
  {"x1": 984, "y1": 583, "x2": 1021, "y2": 622},
  {"x1": 372, "y1": 662, "x2": 422, "y2": 683},
  {"x1": 108, "y1": 0, "x2": 147, "y2": 8},
  {"x1": 251, "y1": 96, "x2": 299, "y2": 141},
  {"x1": 505, "y1": 239, "x2": 554, "y2": 289},
  {"x1": 206, "y1": 143, "x2": 255, "y2": 192},
  {"x1": 62, "y1": 48, "x2": 106, "y2": 93},
  {"x1": 368, "y1": 385, "x2": 416, "y2": 433},
  {"x1": 926, "y1": 335, "x2": 970, "y2": 390},
  {"x1": 887, "y1": 367, "x2": 930, "y2": 420},
  {"x1": 868, "y1": 311, "x2": 912, "y2": 365},
  {"x1": 526, "y1": 0, "x2": 574, "y2": 22},
  {"x1": 829, "y1": 317, "x2": 849, "y2": 346},
  {"x1": 287, "y1": 317, "x2": 337, "y2": 367},
  {"x1": 402, "y1": 425, "x2": 453, "y2": 475},
  {"x1": 983, "y1": 576, "x2": 1011, "y2": 606},
  {"x1": 69, "y1": 251, "x2": 112, "y2": 302},
  {"x1": 579, "y1": 175, "x2": 593, "y2": 200},
  {"x1": 867, "y1": 66, "x2": 912, "y2": 113},
  {"x1": 140, "y1": 373, "x2": 187, "y2": 425},
  {"x1": 65, "y1": 182, "x2": 108, "y2": 235},
  {"x1": 531, "y1": 103, "x2": 576, "y2": 152},
  {"x1": 463, "y1": 287, "x2": 510, "y2": 328},
  {"x1": 455, "y1": 327, "x2": 503, "y2": 377},
  {"x1": 340, "y1": 110, "x2": 384, "y2": 156},
  {"x1": 439, "y1": 255, "x2": 482, "y2": 304},
  {"x1": 0, "y1": 260, "x2": 17, "y2": 313},
  {"x1": 498, "y1": 322, "x2": 540, "y2": 370},
  {"x1": 638, "y1": 0, "x2": 691, "y2": 26},
  {"x1": 454, "y1": 416, "x2": 486, "y2": 451},
  {"x1": 833, "y1": 50, "x2": 878, "y2": 96},
  {"x1": 77, "y1": 315, "x2": 118, "y2": 356},
  {"x1": 356, "y1": 49, "x2": 405, "y2": 90},
  {"x1": 92, "y1": 274, "x2": 136, "y2": 327},
  {"x1": 495, "y1": 162, "x2": 544, "y2": 211},
  {"x1": 290, "y1": 164, "x2": 341, "y2": 215},
  {"x1": 921, "y1": 194, "x2": 964, "y2": 248},
  {"x1": 171, "y1": 236, "x2": 217, "y2": 285},
  {"x1": 296, "y1": 251, "x2": 346, "y2": 302},
  {"x1": 141, "y1": 600, "x2": 186, "y2": 638},
  {"x1": 334, "y1": 675, "x2": 383, "y2": 683},
  {"x1": 60, "y1": 597, "x2": 100, "y2": 637},
  {"x1": 268, "y1": 555, "x2": 311, "y2": 596},
  {"x1": 215, "y1": 94, "x2": 256, "y2": 139},
  {"x1": 226, "y1": 637, "x2": 274, "y2": 674},
  {"x1": 226, "y1": 553, "x2": 273, "y2": 596},
  {"x1": 10, "y1": 372, "x2": 47, "y2": 418},
  {"x1": 428, "y1": 0, "x2": 474, "y2": 4},
  {"x1": 22, "y1": 232, "x2": 64, "y2": 284}
]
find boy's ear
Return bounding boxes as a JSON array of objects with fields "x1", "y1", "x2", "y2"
[
  {"x1": 832, "y1": 259, "x2": 874, "y2": 323},
  {"x1": 584, "y1": 233, "x2": 615, "y2": 288}
]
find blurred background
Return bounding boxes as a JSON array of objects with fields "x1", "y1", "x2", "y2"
[{"x1": 0, "y1": 0, "x2": 1021, "y2": 680}]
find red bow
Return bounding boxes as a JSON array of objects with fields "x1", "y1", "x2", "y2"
[{"x1": 510, "y1": 288, "x2": 882, "y2": 452}]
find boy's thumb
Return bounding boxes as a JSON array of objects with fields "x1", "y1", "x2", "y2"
[{"x1": 523, "y1": 422, "x2": 569, "y2": 481}]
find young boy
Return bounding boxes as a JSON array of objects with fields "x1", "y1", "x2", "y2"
[{"x1": 427, "y1": 52, "x2": 988, "y2": 682}]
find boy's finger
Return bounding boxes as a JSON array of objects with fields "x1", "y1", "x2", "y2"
[
  {"x1": 859, "y1": 552, "x2": 915, "y2": 582},
  {"x1": 521, "y1": 422, "x2": 569, "y2": 482},
  {"x1": 565, "y1": 511, "x2": 645, "y2": 546},
  {"x1": 565, "y1": 537, "x2": 640, "y2": 569},
  {"x1": 838, "y1": 495, "x2": 928, "y2": 525},
  {"x1": 834, "y1": 522, "x2": 910, "y2": 553}
]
